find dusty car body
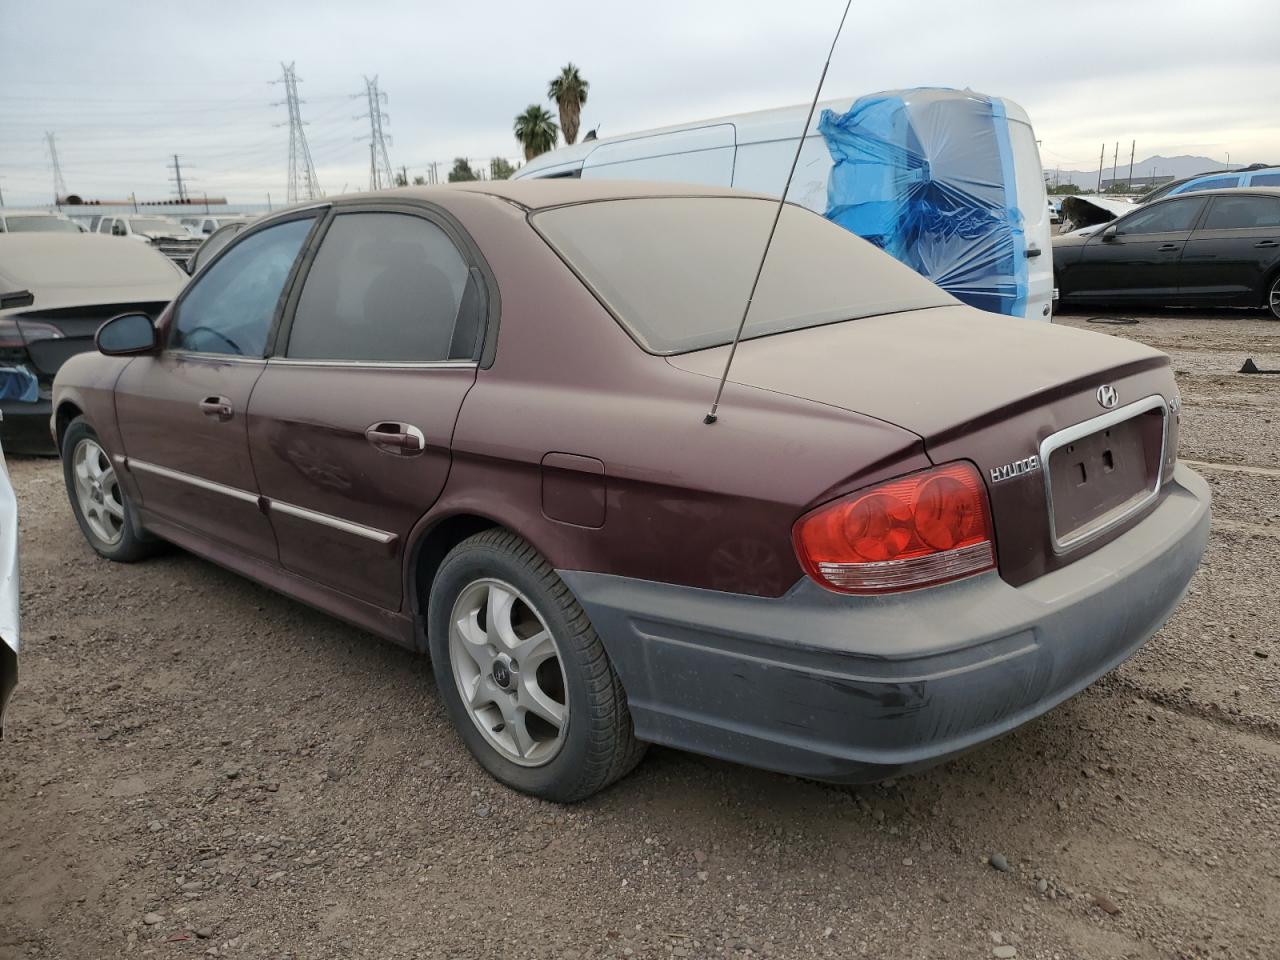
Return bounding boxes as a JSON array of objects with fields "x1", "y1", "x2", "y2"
[
  {"x1": 0, "y1": 234, "x2": 186, "y2": 452},
  {"x1": 1055, "y1": 188, "x2": 1280, "y2": 317},
  {"x1": 52, "y1": 182, "x2": 1210, "y2": 801}
]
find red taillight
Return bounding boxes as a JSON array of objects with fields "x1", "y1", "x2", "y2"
[{"x1": 793, "y1": 462, "x2": 996, "y2": 594}]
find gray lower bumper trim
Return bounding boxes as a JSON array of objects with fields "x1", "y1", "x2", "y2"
[{"x1": 561, "y1": 464, "x2": 1211, "y2": 783}]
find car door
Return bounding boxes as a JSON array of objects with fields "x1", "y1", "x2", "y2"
[
  {"x1": 1069, "y1": 197, "x2": 1206, "y2": 300},
  {"x1": 114, "y1": 211, "x2": 321, "y2": 560},
  {"x1": 247, "y1": 205, "x2": 487, "y2": 610},
  {"x1": 1179, "y1": 194, "x2": 1280, "y2": 304}
]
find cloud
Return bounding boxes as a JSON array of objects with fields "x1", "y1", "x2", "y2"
[{"x1": 1, "y1": 0, "x2": 1276, "y2": 203}]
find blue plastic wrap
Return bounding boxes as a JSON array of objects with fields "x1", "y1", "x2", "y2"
[
  {"x1": 819, "y1": 88, "x2": 1027, "y2": 317},
  {"x1": 0, "y1": 367, "x2": 37, "y2": 403}
]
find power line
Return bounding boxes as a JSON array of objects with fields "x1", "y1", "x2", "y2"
[
  {"x1": 354, "y1": 75, "x2": 394, "y2": 190},
  {"x1": 272, "y1": 62, "x2": 322, "y2": 202}
]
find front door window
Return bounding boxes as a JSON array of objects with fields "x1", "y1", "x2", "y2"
[{"x1": 171, "y1": 217, "x2": 315, "y2": 356}]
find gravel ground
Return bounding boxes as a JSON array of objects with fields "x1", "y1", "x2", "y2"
[{"x1": 2, "y1": 307, "x2": 1278, "y2": 960}]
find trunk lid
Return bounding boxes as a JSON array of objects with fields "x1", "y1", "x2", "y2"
[{"x1": 668, "y1": 305, "x2": 1179, "y2": 585}]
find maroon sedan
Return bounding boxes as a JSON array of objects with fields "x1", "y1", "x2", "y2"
[{"x1": 52, "y1": 182, "x2": 1210, "y2": 801}]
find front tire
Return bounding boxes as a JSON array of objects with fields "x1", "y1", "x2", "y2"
[
  {"x1": 1267, "y1": 273, "x2": 1280, "y2": 320},
  {"x1": 61, "y1": 417, "x2": 157, "y2": 563},
  {"x1": 427, "y1": 530, "x2": 645, "y2": 802}
]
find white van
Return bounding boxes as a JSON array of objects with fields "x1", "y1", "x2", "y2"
[{"x1": 515, "y1": 90, "x2": 1054, "y2": 322}]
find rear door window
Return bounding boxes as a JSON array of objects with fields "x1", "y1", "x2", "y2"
[
  {"x1": 285, "y1": 211, "x2": 481, "y2": 362},
  {"x1": 1246, "y1": 173, "x2": 1280, "y2": 188},
  {"x1": 1201, "y1": 195, "x2": 1280, "y2": 230},
  {"x1": 171, "y1": 217, "x2": 315, "y2": 356}
]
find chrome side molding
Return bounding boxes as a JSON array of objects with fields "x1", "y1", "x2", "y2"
[{"x1": 124, "y1": 457, "x2": 396, "y2": 545}]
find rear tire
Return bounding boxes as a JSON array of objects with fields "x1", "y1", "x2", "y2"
[
  {"x1": 61, "y1": 417, "x2": 158, "y2": 563},
  {"x1": 1266, "y1": 273, "x2": 1280, "y2": 320},
  {"x1": 427, "y1": 529, "x2": 645, "y2": 802}
]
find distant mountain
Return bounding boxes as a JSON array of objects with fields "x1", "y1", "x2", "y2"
[{"x1": 1043, "y1": 154, "x2": 1264, "y2": 187}]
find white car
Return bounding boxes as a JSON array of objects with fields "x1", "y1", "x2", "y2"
[
  {"x1": 0, "y1": 434, "x2": 18, "y2": 736},
  {"x1": 97, "y1": 215, "x2": 202, "y2": 266}
]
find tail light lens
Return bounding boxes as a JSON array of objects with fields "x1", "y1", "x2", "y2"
[
  {"x1": 0, "y1": 318, "x2": 64, "y2": 350},
  {"x1": 793, "y1": 462, "x2": 996, "y2": 594}
]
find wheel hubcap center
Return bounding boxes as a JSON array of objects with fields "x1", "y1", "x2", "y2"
[{"x1": 492, "y1": 656, "x2": 515, "y2": 690}]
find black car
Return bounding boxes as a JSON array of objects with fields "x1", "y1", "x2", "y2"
[
  {"x1": 1054, "y1": 188, "x2": 1280, "y2": 319},
  {"x1": 0, "y1": 233, "x2": 184, "y2": 453}
]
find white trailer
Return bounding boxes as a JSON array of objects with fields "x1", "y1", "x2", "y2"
[{"x1": 515, "y1": 89, "x2": 1054, "y2": 322}]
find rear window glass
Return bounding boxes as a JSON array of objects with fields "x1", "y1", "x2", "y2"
[
  {"x1": 4, "y1": 216, "x2": 81, "y2": 233},
  {"x1": 532, "y1": 197, "x2": 954, "y2": 354}
]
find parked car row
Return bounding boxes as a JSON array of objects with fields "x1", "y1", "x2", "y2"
[{"x1": 48, "y1": 181, "x2": 1209, "y2": 801}]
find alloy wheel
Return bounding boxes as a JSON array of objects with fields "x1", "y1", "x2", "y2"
[
  {"x1": 72, "y1": 438, "x2": 125, "y2": 545},
  {"x1": 1270, "y1": 277, "x2": 1280, "y2": 320},
  {"x1": 448, "y1": 577, "x2": 568, "y2": 766}
]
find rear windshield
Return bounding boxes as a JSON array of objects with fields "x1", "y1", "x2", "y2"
[
  {"x1": 5, "y1": 216, "x2": 81, "y2": 233},
  {"x1": 531, "y1": 197, "x2": 954, "y2": 354}
]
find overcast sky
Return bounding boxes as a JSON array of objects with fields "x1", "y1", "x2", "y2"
[{"x1": 2, "y1": 0, "x2": 1278, "y2": 205}]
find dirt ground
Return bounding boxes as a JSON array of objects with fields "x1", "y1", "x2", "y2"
[{"x1": 1, "y1": 307, "x2": 1278, "y2": 960}]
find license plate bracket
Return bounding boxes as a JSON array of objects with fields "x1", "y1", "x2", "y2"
[{"x1": 1043, "y1": 398, "x2": 1167, "y2": 552}]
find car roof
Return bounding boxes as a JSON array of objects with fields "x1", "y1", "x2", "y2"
[
  {"x1": 1153, "y1": 186, "x2": 1280, "y2": 201},
  {"x1": 0, "y1": 234, "x2": 184, "y2": 311},
  {"x1": 324, "y1": 180, "x2": 775, "y2": 212}
]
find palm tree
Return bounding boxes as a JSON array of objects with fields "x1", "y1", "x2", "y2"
[
  {"x1": 513, "y1": 105, "x2": 559, "y2": 161},
  {"x1": 548, "y1": 64, "x2": 589, "y2": 146}
]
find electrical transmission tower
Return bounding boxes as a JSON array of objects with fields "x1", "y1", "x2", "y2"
[
  {"x1": 273, "y1": 62, "x2": 322, "y2": 203},
  {"x1": 168, "y1": 154, "x2": 190, "y2": 202},
  {"x1": 45, "y1": 132, "x2": 68, "y2": 202},
  {"x1": 354, "y1": 75, "x2": 394, "y2": 190}
]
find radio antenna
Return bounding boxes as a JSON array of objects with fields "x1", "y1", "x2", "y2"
[{"x1": 703, "y1": 0, "x2": 853, "y2": 425}]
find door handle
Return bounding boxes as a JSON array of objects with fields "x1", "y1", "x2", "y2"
[
  {"x1": 199, "y1": 396, "x2": 233, "y2": 421},
  {"x1": 1026, "y1": 247, "x2": 1042, "y2": 258},
  {"x1": 1255, "y1": 239, "x2": 1279, "y2": 248},
  {"x1": 365, "y1": 421, "x2": 424, "y2": 455},
  {"x1": 1157, "y1": 243, "x2": 1180, "y2": 251}
]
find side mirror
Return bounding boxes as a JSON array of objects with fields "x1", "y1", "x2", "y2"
[
  {"x1": 96, "y1": 312, "x2": 157, "y2": 356},
  {"x1": 1101, "y1": 224, "x2": 1119, "y2": 241}
]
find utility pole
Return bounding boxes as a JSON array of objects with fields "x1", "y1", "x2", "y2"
[
  {"x1": 273, "y1": 62, "x2": 322, "y2": 202},
  {"x1": 1112, "y1": 142, "x2": 1119, "y2": 188},
  {"x1": 1096, "y1": 143, "x2": 1105, "y2": 193},
  {"x1": 168, "y1": 154, "x2": 190, "y2": 203},
  {"x1": 1127, "y1": 141, "x2": 1135, "y2": 190},
  {"x1": 354, "y1": 75, "x2": 394, "y2": 191},
  {"x1": 1225, "y1": 151, "x2": 1231, "y2": 171},
  {"x1": 45, "y1": 132, "x2": 68, "y2": 205},
  {"x1": 400, "y1": 164, "x2": 408, "y2": 186}
]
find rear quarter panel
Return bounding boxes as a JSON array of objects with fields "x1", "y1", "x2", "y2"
[{"x1": 422, "y1": 194, "x2": 929, "y2": 597}]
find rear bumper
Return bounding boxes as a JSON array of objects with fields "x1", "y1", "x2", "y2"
[
  {"x1": 0, "y1": 398, "x2": 55, "y2": 455},
  {"x1": 562, "y1": 463, "x2": 1210, "y2": 783}
]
